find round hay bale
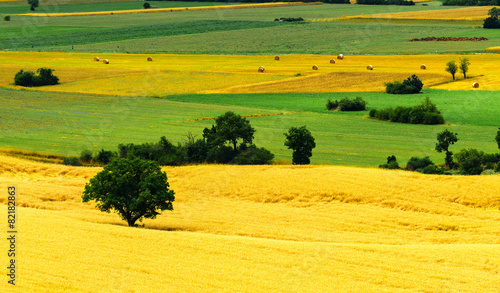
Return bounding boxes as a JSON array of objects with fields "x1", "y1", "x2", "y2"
[
  {"x1": 472, "y1": 82, "x2": 479, "y2": 88},
  {"x1": 274, "y1": 56, "x2": 280, "y2": 61},
  {"x1": 337, "y1": 54, "x2": 344, "y2": 60},
  {"x1": 102, "y1": 59, "x2": 109, "y2": 64},
  {"x1": 93, "y1": 57, "x2": 100, "y2": 62},
  {"x1": 147, "y1": 57, "x2": 153, "y2": 61},
  {"x1": 367, "y1": 65, "x2": 373, "y2": 70},
  {"x1": 258, "y1": 66, "x2": 265, "y2": 73},
  {"x1": 312, "y1": 65, "x2": 318, "y2": 70},
  {"x1": 420, "y1": 64, "x2": 426, "y2": 70},
  {"x1": 330, "y1": 59, "x2": 335, "y2": 64}
]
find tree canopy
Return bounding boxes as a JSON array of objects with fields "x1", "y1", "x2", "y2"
[
  {"x1": 203, "y1": 111, "x2": 255, "y2": 152},
  {"x1": 82, "y1": 158, "x2": 175, "y2": 227},
  {"x1": 284, "y1": 126, "x2": 316, "y2": 165},
  {"x1": 445, "y1": 60, "x2": 458, "y2": 80}
]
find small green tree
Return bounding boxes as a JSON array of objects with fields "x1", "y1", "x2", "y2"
[
  {"x1": 435, "y1": 129, "x2": 458, "y2": 169},
  {"x1": 82, "y1": 158, "x2": 175, "y2": 227},
  {"x1": 203, "y1": 111, "x2": 255, "y2": 152},
  {"x1": 3, "y1": 15, "x2": 11, "y2": 21},
  {"x1": 143, "y1": 2, "x2": 151, "y2": 9},
  {"x1": 284, "y1": 126, "x2": 316, "y2": 165},
  {"x1": 458, "y1": 57, "x2": 470, "y2": 79},
  {"x1": 455, "y1": 148, "x2": 484, "y2": 175},
  {"x1": 445, "y1": 60, "x2": 458, "y2": 80},
  {"x1": 27, "y1": 0, "x2": 39, "y2": 11}
]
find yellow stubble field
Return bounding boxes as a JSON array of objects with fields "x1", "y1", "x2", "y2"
[
  {"x1": 0, "y1": 154, "x2": 499, "y2": 292},
  {"x1": 342, "y1": 6, "x2": 494, "y2": 21},
  {"x1": 2, "y1": 52, "x2": 500, "y2": 96}
]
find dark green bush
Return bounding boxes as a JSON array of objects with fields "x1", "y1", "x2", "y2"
[
  {"x1": 95, "y1": 149, "x2": 117, "y2": 164},
  {"x1": 80, "y1": 149, "x2": 93, "y2": 163},
  {"x1": 370, "y1": 98, "x2": 444, "y2": 125},
  {"x1": 185, "y1": 139, "x2": 208, "y2": 163},
  {"x1": 386, "y1": 75, "x2": 423, "y2": 94},
  {"x1": 419, "y1": 164, "x2": 445, "y2": 175},
  {"x1": 327, "y1": 97, "x2": 367, "y2": 111},
  {"x1": 232, "y1": 145, "x2": 274, "y2": 165},
  {"x1": 455, "y1": 148, "x2": 484, "y2": 175},
  {"x1": 143, "y1": 2, "x2": 151, "y2": 8},
  {"x1": 14, "y1": 70, "x2": 35, "y2": 87},
  {"x1": 379, "y1": 155, "x2": 400, "y2": 169},
  {"x1": 63, "y1": 156, "x2": 80, "y2": 166},
  {"x1": 206, "y1": 145, "x2": 235, "y2": 164},
  {"x1": 406, "y1": 156, "x2": 434, "y2": 171},
  {"x1": 14, "y1": 68, "x2": 59, "y2": 87},
  {"x1": 3, "y1": 16, "x2": 11, "y2": 21}
]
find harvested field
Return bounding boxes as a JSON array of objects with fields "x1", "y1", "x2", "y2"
[
  {"x1": 410, "y1": 37, "x2": 488, "y2": 42},
  {"x1": 342, "y1": 6, "x2": 493, "y2": 21},
  {"x1": 2, "y1": 52, "x2": 500, "y2": 95}
]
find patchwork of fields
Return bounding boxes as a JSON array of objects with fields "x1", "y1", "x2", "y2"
[{"x1": 1, "y1": 1, "x2": 499, "y2": 292}]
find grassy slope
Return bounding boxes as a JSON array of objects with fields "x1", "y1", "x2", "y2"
[
  {"x1": 1, "y1": 88, "x2": 498, "y2": 166},
  {"x1": 1, "y1": 3, "x2": 496, "y2": 54},
  {"x1": 0, "y1": 1, "x2": 244, "y2": 14},
  {"x1": 1, "y1": 155, "x2": 499, "y2": 292}
]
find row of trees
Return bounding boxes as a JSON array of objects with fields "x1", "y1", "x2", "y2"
[
  {"x1": 381, "y1": 128, "x2": 500, "y2": 175},
  {"x1": 369, "y1": 97, "x2": 445, "y2": 125},
  {"x1": 67, "y1": 112, "x2": 317, "y2": 166}
]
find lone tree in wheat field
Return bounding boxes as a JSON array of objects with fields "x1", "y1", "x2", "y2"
[
  {"x1": 445, "y1": 60, "x2": 458, "y2": 80},
  {"x1": 82, "y1": 158, "x2": 175, "y2": 227}
]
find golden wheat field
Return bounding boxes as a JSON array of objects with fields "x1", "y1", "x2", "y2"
[
  {"x1": 343, "y1": 6, "x2": 494, "y2": 21},
  {"x1": 0, "y1": 154, "x2": 499, "y2": 292},
  {"x1": 2, "y1": 52, "x2": 500, "y2": 95}
]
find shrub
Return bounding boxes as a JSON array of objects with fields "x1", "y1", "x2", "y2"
[
  {"x1": 455, "y1": 148, "x2": 484, "y2": 175},
  {"x1": 420, "y1": 164, "x2": 445, "y2": 175},
  {"x1": 232, "y1": 145, "x2": 274, "y2": 165},
  {"x1": 379, "y1": 155, "x2": 400, "y2": 169},
  {"x1": 406, "y1": 156, "x2": 434, "y2": 171},
  {"x1": 185, "y1": 139, "x2": 208, "y2": 163},
  {"x1": 14, "y1": 70, "x2": 35, "y2": 87},
  {"x1": 3, "y1": 16, "x2": 11, "y2": 21},
  {"x1": 80, "y1": 149, "x2": 93, "y2": 163},
  {"x1": 386, "y1": 75, "x2": 423, "y2": 94},
  {"x1": 206, "y1": 145, "x2": 235, "y2": 164},
  {"x1": 35, "y1": 68, "x2": 59, "y2": 86},
  {"x1": 143, "y1": 2, "x2": 151, "y2": 8},
  {"x1": 326, "y1": 99, "x2": 339, "y2": 110},
  {"x1": 327, "y1": 97, "x2": 367, "y2": 111},
  {"x1": 14, "y1": 68, "x2": 58, "y2": 87},
  {"x1": 63, "y1": 156, "x2": 80, "y2": 166},
  {"x1": 370, "y1": 98, "x2": 444, "y2": 125},
  {"x1": 95, "y1": 149, "x2": 117, "y2": 164}
]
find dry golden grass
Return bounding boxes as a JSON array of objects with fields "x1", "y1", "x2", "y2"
[
  {"x1": 18, "y1": 2, "x2": 318, "y2": 17},
  {"x1": 0, "y1": 155, "x2": 500, "y2": 291},
  {"x1": 341, "y1": 6, "x2": 494, "y2": 21},
  {"x1": 1, "y1": 52, "x2": 500, "y2": 94},
  {"x1": 486, "y1": 46, "x2": 500, "y2": 52}
]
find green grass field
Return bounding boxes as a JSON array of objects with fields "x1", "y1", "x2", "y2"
[
  {"x1": 1, "y1": 88, "x2": 498, "y2": 167},
  {"x1": 0, "y1": 1, "x2": 245, "y2": 15},
  {"x1": 1, "y1": 2, "x2": 495, "y2": 54}
]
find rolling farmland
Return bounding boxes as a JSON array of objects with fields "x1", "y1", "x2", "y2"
[{"x1": 0, "y1": 1, "x2": 499, "y2": 292}]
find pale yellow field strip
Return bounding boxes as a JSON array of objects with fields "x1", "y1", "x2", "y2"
[
  {"x1": 17, "y1": 2, "x2": 320, "y2": 17},
  {"x1": 0, "y1": 154, "x2": 499, "y2": 292},
  {"x1": 486, "y1": 46, "x2": 500, "y2": 52},
  {"x1": 1, "y1": 52, "x2": 500, "y2": 95},
  {"x1": 342, "y1": 6, "x2": 494, "y2": 21}
]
